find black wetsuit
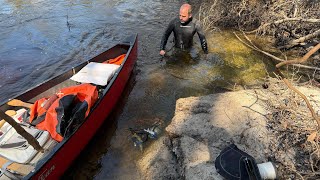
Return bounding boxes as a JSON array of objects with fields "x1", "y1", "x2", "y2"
[{"x1": 160, "y1": 17, "x2": 208, "y2": 54}]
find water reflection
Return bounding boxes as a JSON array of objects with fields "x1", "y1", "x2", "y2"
[{"x1": 0, "y1": 0, "x2": 25, "y2": 15}]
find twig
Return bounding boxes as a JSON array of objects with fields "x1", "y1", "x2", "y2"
[
  {"x1": 309, "y1": 145, "x2": 319, "y2": 172},
  {"x1": 287, "y1": 165, "x2": 305, "y2": 180}
]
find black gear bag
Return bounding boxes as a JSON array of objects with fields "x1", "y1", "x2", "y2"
[{"x1": 215, "y1": 144, "x2": 262, "y2": 180}]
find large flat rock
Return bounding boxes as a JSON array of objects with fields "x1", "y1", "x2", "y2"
[{"x1": 138, "y1": 90, "x2": 272, "y2": 179}]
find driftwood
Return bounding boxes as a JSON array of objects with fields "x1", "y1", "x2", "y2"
[
  {"x1": 0, "y1": 111, "x2": 44, "y2": 152},
  {"x1": 276, "y1": 43, "x2": 320, "y2": 68}
]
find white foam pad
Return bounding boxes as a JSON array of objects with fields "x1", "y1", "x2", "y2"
[{"x1": 70, "y1": 62, "x2": 120, "y2": 86}]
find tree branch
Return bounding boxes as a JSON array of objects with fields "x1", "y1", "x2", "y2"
[
  {"x1": 233, "y1": 32, "x2": 320, "y2": 71},
  {"x1": 282, "y1": 78, "x2": 320, "y2": 129},
  {"x1": 276, "y1": 43, "x2": 320, "y2": 68},
  {"x1": 279, "y1": 29, "x2": 320, "y2": 49}
]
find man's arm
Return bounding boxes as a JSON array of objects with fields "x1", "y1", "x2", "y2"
[
  {"x1": 160, "y1": 19, "x2": 175, "y2": 53},
  {"x1": 195, "y1": 21, "x2": 208, "y2": 54}
]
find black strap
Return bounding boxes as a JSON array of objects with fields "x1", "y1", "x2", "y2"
[
  {"x1": 0, "y1": 141, "x2": 26, "y2": 149},
  {"x1": 30, "y1": 113, "x2": 46, "y2": 126}
]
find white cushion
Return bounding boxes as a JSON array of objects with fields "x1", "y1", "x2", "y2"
[
  {"x1": 70, "y1": 62, "x2": 120, "y2": 86},
  {"x1": 0, "y1": 129, "x2": 49, "y2": 163}
]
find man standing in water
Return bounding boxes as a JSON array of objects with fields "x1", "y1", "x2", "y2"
[{"x1": 159, "y1": 3, "x2": 208, "y2": 56}]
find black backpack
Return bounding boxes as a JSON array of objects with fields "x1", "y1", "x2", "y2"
[{"x1": 215, "y1": 144, "x2": 262, "y2": 180}]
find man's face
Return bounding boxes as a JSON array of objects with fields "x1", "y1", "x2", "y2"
[{"x1": 179, "y1": 8, "x2": 191, "y2": 23}]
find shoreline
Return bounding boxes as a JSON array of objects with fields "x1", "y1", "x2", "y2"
[{"x1": 137, "y1": 77, "x2": 320, "y2": 179}]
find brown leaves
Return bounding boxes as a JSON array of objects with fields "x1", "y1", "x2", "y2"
[{"x1": 307, "y1": 131, "x2": 318, "y2": 142}]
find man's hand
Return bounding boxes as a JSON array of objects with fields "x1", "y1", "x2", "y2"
[{"x1": 160, "y1": 50, "x2": 166, "y2": 56}]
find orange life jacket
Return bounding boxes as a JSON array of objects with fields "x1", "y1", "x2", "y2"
[
  {"x1": 103, "y1": 54, "x2": 126, "y2": 65},
  {"x1": 29, "y1": 83, "x2": 98, "y2": 142}
]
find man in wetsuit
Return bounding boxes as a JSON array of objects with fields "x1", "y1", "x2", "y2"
[{"x1": 159, "y1": 3, "x2": 208, "y2": 56}]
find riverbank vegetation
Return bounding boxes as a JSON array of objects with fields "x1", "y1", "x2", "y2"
[
  {"x1": 198, "y1": 0, "x2": 319, "y2": 75},
  {"x1": 196, "y1": 0, "x2": 320, "y2": 179}
]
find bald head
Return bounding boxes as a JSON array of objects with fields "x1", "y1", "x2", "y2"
[
  {"x1": 180, "y1": 4, "x2": 192, "y2": 15},
  {"x1": 179, "y1": 3, "x2": 192, "y2": 23}
]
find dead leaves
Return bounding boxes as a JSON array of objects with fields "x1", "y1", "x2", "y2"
[{"x1": 307, "y1": 131, "x2": 318, "y2": 142}]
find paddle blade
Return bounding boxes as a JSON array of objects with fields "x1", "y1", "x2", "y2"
[
  {"x1": 7, "y1": 99, "x2": 33, "y2": 109},
  {"x1": 0, "y1": 110, "x2": 17, "y2": 128}
]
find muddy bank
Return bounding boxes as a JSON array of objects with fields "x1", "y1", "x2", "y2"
[{"x1": 137, "y1": 78, "x2": 320, "y2": 179}]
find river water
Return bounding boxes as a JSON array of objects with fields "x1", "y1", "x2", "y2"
[{"x1": 0, "y1": 0, "x2": 274, "y2": 179}]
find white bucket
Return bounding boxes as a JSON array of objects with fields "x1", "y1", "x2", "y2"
[{"x1": 257, "y1": 162, "x2": 277, "y2": 179}]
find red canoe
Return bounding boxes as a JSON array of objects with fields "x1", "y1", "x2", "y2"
[{"x1": 0, "y1": 34, "x2": 138, "y2": 179}]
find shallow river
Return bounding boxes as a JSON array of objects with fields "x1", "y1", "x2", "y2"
[{"x1": 0, "y1": 0, "x2": 275, "y2": 179}]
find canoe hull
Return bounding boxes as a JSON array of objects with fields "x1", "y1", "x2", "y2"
[{"x1": 21, "y1": 35, "x2": 138, "y2": 180}]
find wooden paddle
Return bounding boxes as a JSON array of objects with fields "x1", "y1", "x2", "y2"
[
  {"x1": 0, "y1": 110, "x2": 43, "y2": 152},
  {"x1": 7, "y1": 99, "x2": 33, "y2": 109},
  {"x1": 0, "y1": 110, "x2": 17, "y2": 128}
]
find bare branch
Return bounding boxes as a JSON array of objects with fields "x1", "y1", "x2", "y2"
[
  {"x1": 233, "y1": 32, "x2": 320, "y2": 71},
  {"x1": 282, "y1": 78, "x2": 320, "y2": 129},
  {"x1": 276, "y1": 43, "x2": 320, "y2": 68},
  {"x1": 279, "y1": 29, "x2": 320, "y2": 49}
]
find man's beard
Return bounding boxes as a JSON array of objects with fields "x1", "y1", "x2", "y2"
[{"x1": 180, "y1": 17, "x2": 192, "y2": 25}]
